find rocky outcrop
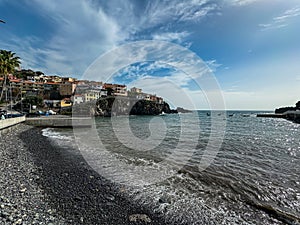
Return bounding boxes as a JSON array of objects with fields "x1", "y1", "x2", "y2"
[
  {"x1": 275, "y1": 106, "x2": 296, "y2": 114},
  {"x1": 73, "y1": 96, "x2": 177, "y2": 117},
  {"x1": 176, "y1": 107, "x2": 192, "y2": 113},
  {"x1": 275, "y1": 101, "x2": 300, "y2": 114},
  {"x1": 274, "y1": 101, "x2": 300, "y2": 124},
  {"x1": 96, "y1": 97, "x2": 178, "y2": 116}
]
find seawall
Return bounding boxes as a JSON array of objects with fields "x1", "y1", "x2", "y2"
[
  {"x1": 0, "y1": 116, "x2": 26, "y2": 136},
  {"x1": 25, "y1": 116, "x2": 92, "y2": 128}
]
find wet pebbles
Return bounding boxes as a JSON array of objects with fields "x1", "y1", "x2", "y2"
[{"x1": 0, "y1": 124, "x2": 166, "y2": 224}]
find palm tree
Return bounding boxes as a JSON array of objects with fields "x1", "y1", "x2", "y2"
[{"x1": 0, "y1": 50, "x2": 21, "y2": 101}]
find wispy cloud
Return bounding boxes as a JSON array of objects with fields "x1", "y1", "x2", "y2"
[
  {"x1": 259, "y1": 6, "x2": 300, "y2": 30},
  {"x1": 6, "y1": 0, "x2": 121, "y2": 75},
  {"x1": 3, "y1": 0, "x2": 221, "y2": 75},
  {"x1": 151, "y1": 31, "x2": 190, "y2": 43},
  {"x1": 229, "y1": 0, "x2": 259, "y2": 6},
  {"x1": 205, "y1": 59, "x2": 222, "y2": 72},
  {"x1": 142, "y1": 0, "x2": 219, "y2": 26}
]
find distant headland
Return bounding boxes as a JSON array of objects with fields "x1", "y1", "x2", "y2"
[
  {"x1": 275, "y1": 101, "x2": 300, "y2": 123},
  {"x1": 275, "y1": 101, "x2": 300, "y2": 114}
]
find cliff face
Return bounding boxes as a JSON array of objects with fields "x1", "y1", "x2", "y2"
[
  {"x1": 93, "y1": 96, "x2": 177, "y2": 117},
  {"x1": 275, "y1": 101, "x2": 300, "y2": 114}
]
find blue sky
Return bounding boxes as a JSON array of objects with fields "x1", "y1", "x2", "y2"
[{"x1": 0, "y1": 0, "x2": 299, "y2": 110}]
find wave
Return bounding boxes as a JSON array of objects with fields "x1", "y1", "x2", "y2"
[{"x1": 42, "y1": 128, "x2": 73, "y2": 141}]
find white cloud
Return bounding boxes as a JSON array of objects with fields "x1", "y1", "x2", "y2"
[
  {"x1": 142, "y1": 0, "x2": 218, "y2": 26},
  {"x1": 3, "y1": 0, "x2": 222, "y2": 76},
  {"x1": 7, "y1": 0, "x2": 121, "y2": 75},
  {"x1": 84, "y1": 40, "x2": 213, "y2": 83},
  {"x1": 259, "y1": 6, "x2": 300, "y2": 30},
  {"x1": 273, "y1": 7, "x2": 300, "y2": 22},
  {"x1": 229, "y1": 0, "x2": 259, "y2": 6},
  {"x1": 128, "y1": 76, "x2": 209, "y2": 109},
  {"x1": 152, "y1": 31, "x2": 190, "y2": 43},
  {"x1": 205, "y1": 59, "x2": 222, "y2": 72}
]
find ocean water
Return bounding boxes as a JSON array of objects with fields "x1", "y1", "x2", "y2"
[{"x1": 42, "y1": 111, "x2": 300, "y2": 224}]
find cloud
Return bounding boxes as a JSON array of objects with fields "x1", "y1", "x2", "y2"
[
  {"x1": 2, "y1": 0, "x2": 222, "y2": 76},
  {"x1": 127, "y1": 75, "x2": 209, "y2": 109},
  {"x1": 151, "y1": 31, "x2": 190, "y2": 43},
  {"x1": 259, "y1": 6, "x2": 300, "y2": 30},
  {"x1": 112, "y1": 61, "x2": 177, "y2": 84},
  {"x1": 205, "y1": 59, "x2": 222, "y2": 72},
  {"x1": 229, "y1": 0, "x2": 259, "y2": 6},
  {"x1": 5, "y1": 0, "x2": 121, "y2": 75},
  {"x1": 273, "y1": 7, "x2": 300, "y2": 22},
  {"x1": 142, "y1": 0, "x2": 219, "y2": 26}
]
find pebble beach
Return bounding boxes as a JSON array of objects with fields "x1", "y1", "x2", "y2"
[{"x1": 0, "y1": 124, "x2": 166, "y2": 225}]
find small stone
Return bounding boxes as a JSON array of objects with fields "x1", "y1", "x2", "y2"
[
  {"x1": 129, "y1": 214, "x2": 152, "y2": 223},
  {"x1": 19, "y1": 188, "x2": 27, "y2": 193},
  {"x1": 0, "y1": 211, "x2": 9, "y2": 218},
  {"x1": 74, "y1": 196, "x2": 82, "y2": 201},
  {"x1": 0, "y1": 204, "x2": 4, "y2": 208},
  {"x1": 106, "y1": 195, "x2": 115, "y2": 201},
  {"x1": 15, "y1": 218, "x2": 22, "y2": 224},
  {"x1": 49, "y1": 215, "x2": 55, "y2": 221}
]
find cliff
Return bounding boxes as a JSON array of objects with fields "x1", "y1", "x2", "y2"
[
  {"x1": 72, "y1": 96, "x2": 177, "y2": 117},
  {"x1": 275, "y1": 101, "x2": 300, "y2": 114},
  {"x1": 274, "y1": 100, "x2": 300, "y2": 124},
  {"x1": 176, "y1": 107, "x2": 192, "y2": 113}
]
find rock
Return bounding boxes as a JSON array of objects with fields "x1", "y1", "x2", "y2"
[
  {"x1": 106, "y1": 195, "x2": 115, "y2": 201},
  {"x1": 73, "y1": 96, "x2": 178, "y2": 116},
  {"x1": 15, "y1": 218, "x2": 22, "y2": 224},
  {"x1": 19, "y1": 188, "x2": 27, "y2": 193},
  {"x1": 8, "y1": 215, "x2": 14, "y2": 221},
  {"x1": 129, "y1": 214, "x2": 151, "y2": 223},
  {"x1": 176, "y1": 107, "x2": 192, "y2": 113},
  {"x1": 1, "y1": 211, "x2": 10, "y2": 218},
  {"x1": 129, "y1": 214, "x2": 152, "y2": 223},
  {"x1": 74, "y1": 196, "x2": 82, "y2": 201}
]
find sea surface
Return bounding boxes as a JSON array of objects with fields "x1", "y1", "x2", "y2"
[{"x1": 42, "y1": 111, "x2": 300, "y2": 224}]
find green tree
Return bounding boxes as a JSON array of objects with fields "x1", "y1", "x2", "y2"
[
  {"x1": 23, "y1": 96, "x2": 44, "y2": 107},
  {"x1": 0, "y1": 50, "x2": 21, "y2": 101}
]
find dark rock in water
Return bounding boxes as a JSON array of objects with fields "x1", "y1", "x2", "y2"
[
  {"x1": 275, "y1": 106, "x2": 296, "y2": 114},
  {"x1": 73, "y1": 96, "x2": 178, "y2": 117},
  {"x1": 176, "y1": 107, "x2": 192, "y2": 113},
  {"x1": 274, "y1": 101, "x2": 300, "y2": 124},
  {"x1": 275, "y1": 100, "x2": 300, "y2": 114}
]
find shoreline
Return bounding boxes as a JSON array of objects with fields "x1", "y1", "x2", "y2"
[{"x1": 0, "y1": 124, "x2": 167, "y2": 224}]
